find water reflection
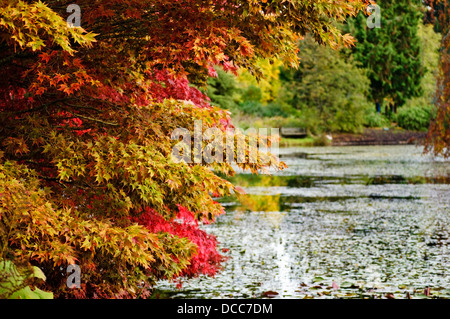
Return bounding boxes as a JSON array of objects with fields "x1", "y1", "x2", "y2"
[{"x1": 154, "y1": 145, "x2": 450, "y2": 299}]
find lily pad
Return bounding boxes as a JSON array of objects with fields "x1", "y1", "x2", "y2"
[{"x1": 312, "y1": 276, "x2": 325, "y2": 283}]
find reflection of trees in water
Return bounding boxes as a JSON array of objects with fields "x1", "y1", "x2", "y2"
[
  {"x1": 237, "y1": 195, "x2": 281, "y2": 212},
  {"x1": 232, "y1": 195, "x2": 285, "y2": 229}
]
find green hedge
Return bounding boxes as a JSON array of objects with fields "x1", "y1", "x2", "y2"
[
  {"x1": 364, "y1": 109, "x2": 391, "y2": 128},
  {"x1": 396, "y1": 105, "x2": 435, "y2": 131}
]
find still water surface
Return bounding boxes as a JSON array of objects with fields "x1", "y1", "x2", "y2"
[{"x1": 155, "y1": 145, "x2": 450, "y2": 299}]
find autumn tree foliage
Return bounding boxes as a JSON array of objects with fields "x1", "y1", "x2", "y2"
[
  {"x1": 423, "y1": 0, "x2": 450, "y2": 157},
  {"x1": 0, "y1": 0, "x2": 366, "y2": 298}
]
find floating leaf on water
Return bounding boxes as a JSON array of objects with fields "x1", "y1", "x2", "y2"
[
  {"x1": 262, "y1": 290, "x2": 279, "y2": 298},
  {"x1": 313, "y1": 276, "x2": 325, "y2": 283},
  {"x1": 340, "y1": 281, "x2": 354, "y2": 288},
  {"x1": 332, "y1": 281, "x2": 340, "y2": 290}
]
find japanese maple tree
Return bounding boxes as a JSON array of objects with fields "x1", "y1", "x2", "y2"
[{"x1": 0, "y1": 0, "x2": 366, "y2": 298}]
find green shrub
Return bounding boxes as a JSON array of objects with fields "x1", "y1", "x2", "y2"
[
  {"x1": 267, "y1": 115, "x2": 305, "y2": 129},
  {"x1": 206, "y1": 67, "x2": 242, "y2": 110},
  {"x1": 239, "y1": 101, "x2": 289, "y2": 118},
  {"x1": 364, "y1": 109, "x2": 391, "y2": 128},
  {"x1": 241, "y1": 85, "x2": 262, "y2": 102},
  {"x1": 312, "y1": 134, "x2": 332, "y2": 146},
  {"x1": 279, "y1": 35, "x2": 372, "y2": 134},
  {"x1": 238, "y1": 101, "x2": 262, "y2": 115},
  {"x1": 396, "y1": 105, "x2": 434, "y2": 131}
]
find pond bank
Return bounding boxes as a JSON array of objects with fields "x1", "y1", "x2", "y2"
[{"x1": 332, "y1": 128, "x2": 426, "y2": 146}]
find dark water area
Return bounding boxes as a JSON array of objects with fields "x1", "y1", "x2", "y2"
[{"x1": 154, "y1": 145, "x2": 450, "y2": 299}]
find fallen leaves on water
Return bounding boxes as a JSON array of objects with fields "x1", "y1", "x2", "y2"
[{"x1": 262, "y1": 290, "x2": 279, "y2": 298}]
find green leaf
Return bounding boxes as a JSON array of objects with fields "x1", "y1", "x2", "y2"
[
  {"x1": 9, "y1": 286, "x2": 53, "y2": 299},
  {"x1": 9, "y1": 286, "x2": 36, "y2": 299},
  {"x1": 31, "y1": 288, "x2": 53, "y2": 299},
  {"x1": 32, "y1": 266, "x2": 46, "y2": 281},
  {"x1": 312, "y1": 276, "x2": 325, "y2": 283},
  {"x1": 340, "y1": 281, "x2": 355, "y2": 288}
]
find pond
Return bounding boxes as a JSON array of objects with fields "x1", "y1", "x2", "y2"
[{"x1": 154, "y1": 145, "x2": 450, "y2": 299}]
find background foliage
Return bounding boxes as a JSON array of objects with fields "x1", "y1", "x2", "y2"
[{"x1": 207, "y1": 2, "x2": 445, "y2": 138}]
